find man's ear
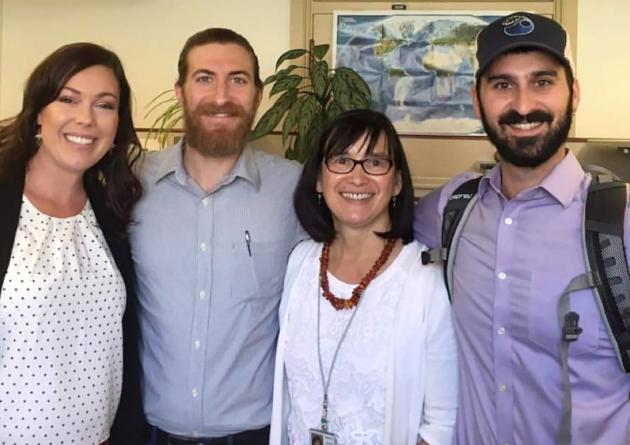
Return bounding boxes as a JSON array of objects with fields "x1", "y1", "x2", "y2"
[
  {"x1": 175, "y1": 82, "x2": 184, "y2": 106},
  {"x1": 571, "y1": 78, "x2": 580, "y2": 113},
  {"x1": 254, "y1": 88, "x2": 262, "y2": 111},
  {"x1": 471, "y1": 84, "x2": 481, "y2": 119}
]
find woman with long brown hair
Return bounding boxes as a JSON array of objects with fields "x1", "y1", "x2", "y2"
[{"x1": 0, "y1": 43, "x2": 145, "y2": 444}]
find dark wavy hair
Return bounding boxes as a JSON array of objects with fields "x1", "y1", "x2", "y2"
[
  {"x1": 176, "y1": 27, "x2": 262, "y2": 90},
  {"x1": 0, "y1": 42, "x2": 142, "y2": 225},
  {"x1": 294, "y1": 109, "x2": 415, "y2": 243}
]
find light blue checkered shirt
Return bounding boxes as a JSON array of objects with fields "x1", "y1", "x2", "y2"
[{"x1": 130, "y1": 141, "x2": 304, "y2": 436}]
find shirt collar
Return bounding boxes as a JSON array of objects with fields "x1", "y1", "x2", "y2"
[
  {"x1": 153, "y1": 139, "x2": 261, "y2": 190},
  {"x1": 230, "y1": 145, "x2": 261, "y2": 190},
  {"x1": 479, "y1": 150, "x2": 586, "y2": 208},
  {"x1": 153, "y1": 138, "x2": 184, "y2": 184},
  {"x1": 537, "y1": 150, "x2": 585, "y2": 207}
]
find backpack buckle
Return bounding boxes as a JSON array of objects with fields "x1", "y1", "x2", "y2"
[{"x1": 562, "y1": 311, "x2": 583, "y2": 342}]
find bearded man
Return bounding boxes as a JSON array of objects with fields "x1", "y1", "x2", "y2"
[
  {"x1": 414, "y1": 12, "x2": 630, "y2": 445},
  {"x1": 130, "y1": 28, "x2": 304, "y2": 445}
]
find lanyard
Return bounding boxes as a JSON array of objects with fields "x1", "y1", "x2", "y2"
[{"x1": 316, "y1": 275, "x2": 361, "y2": 432}]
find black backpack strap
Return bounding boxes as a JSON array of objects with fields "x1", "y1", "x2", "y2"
[
  {"x1": 442, "y1": 177, "x2": 482, "y2": 252},
  {"x1": 422, "y1": 176, "x2": 482, "y2": 301},
  {"x1": 584, "y1": 180, "x2": 630, "y2": 372},
  {"x1": 555, "y1": 179, "x2": 630, "y2": 445}
]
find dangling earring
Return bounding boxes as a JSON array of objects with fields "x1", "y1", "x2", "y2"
[
  {"x1": 391, "y1": 195, "x2": 397, "y2": 208},
  {"x1": 34, "y1": 127, "x2": 42, "y2": 147},
  {"x1": 317, "y1": 192, "x2": 323, "y2": 205}
]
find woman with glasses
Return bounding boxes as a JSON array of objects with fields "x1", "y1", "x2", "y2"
[{"x1": 270, "y1": 109, "x2": 457, "y2": 445}]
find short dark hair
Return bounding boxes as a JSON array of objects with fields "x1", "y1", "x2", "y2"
[
  {"x1": 176, "y1": 28, "x2": 262, "y2": 90},
  {"x1": 294, "y1": 109, "x2": 414, "y2": 244},
  {"x1": 476, "y1": 46, "x2": 574, "y2": 93},
  {"x1": 0, "y1": 42, "x2": 142, "y2": 226}
]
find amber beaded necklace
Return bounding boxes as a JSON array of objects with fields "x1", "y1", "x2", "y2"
[{"x1": 319, "y1": 238, "x2": 397, "y2": 310}]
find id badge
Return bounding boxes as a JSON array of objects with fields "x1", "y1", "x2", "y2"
[{"x1": 309, "y1": 428, "x2": 338, "y2": 445}]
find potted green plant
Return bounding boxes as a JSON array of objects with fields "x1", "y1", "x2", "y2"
[
  {"x1": 250, "y1": 44, "x2": 371, "y2": 162},
  {"x1": 144, "y1": 43, "x2": 371, "y2": 162}
]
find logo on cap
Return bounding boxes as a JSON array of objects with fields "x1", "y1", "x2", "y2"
[{"x1": 502, "y1": 15, "x2": 535, "y2": 36}]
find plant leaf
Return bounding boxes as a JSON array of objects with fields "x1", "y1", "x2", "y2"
[
  {"x1": 145, "y1": 89, "x2": 176, "y2": 108},
  {"x1": 285, "y1": 146, "x2": 296, "y2": 161},
  {"x1": 330, "y1": 74, "x2": 351, "y2": 109},
  {"x1": 275, "y1": 48, "x2": 308, "y2": 70},
  {"x1": 306, "y1": 112, "x2": 325, "y2": 155},
  {"x1": 311, "y1": 60, "x2": 329, "y2": 99},
  {"x1": 291, "y1": 95, "x2": 321, "y2": 162},
  {"x1": 263, "y1": 64, "x2": 298, "y2": 86},
  {"x1": 350, "y1": 93, "x2": 370, "y2": 109},
  {"x1": 263, "y1": 73, "x2": 278, "y2": 87},
  {"x1": 291, "y1": 131, "x2": 309, "y2": 163},
  {"x1": 312, "y1": 44, "x2": 330, "y2": 60},
  {"x1": 326, "y1": 100, "x2": 345, "y2": 122},
  {"x1": 146, "y1": 100, "x2": 182, "y2": 147},
  {"x1": 282, "y1": 95, "x2": 305, "y2": 145},
  {"x1": 336, "y1": 67, "x2": 371, "y2": 101},
  {"x1": 297, "y1": 95, "x2": 320, "y2": 138},
  {"x1": 250, "y1": 110, "x2": 282, "y2": 141},
  {"x1": 144, "y1": 96, "x2": 178, "y2": 119},
  {"x1": 250, "y1": 90, "x2": 296, "y2": 140},
  {"x1": 270, "y1": 74, "x2": 301, "y2": 97}
]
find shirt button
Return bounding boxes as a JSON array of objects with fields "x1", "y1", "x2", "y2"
[
  {"x1": 497, "y1": 327, "x2": 506, "y2": 335},
  {"x1": 499, "y1": 384, "x2": 507, "y2": 392},
  {"x1": 202, "y1": 198, "x2": 209, "y2": 207},
  {"x1": 194, "y1": 340, "x2": 200, "y2": 349},
  {"x1": 498, "y1": 272, "x2": 507, "y2": 280},
  {"x1": 504, "y1": 217, "x2": 513, "y2": 225},
  {"x1": 199, "y1": 290, "x2": 206, "y2": 300},
  {"x1": 200, "y1": 242, "x2": 207, "y2": 252},
  {"x1": 192, "y1": 387, "x2": 198, "y2": 398}
]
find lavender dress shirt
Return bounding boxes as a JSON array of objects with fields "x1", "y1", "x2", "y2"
[{"x1": 414, "y1": 151, "x2": 630, "y2": 445}]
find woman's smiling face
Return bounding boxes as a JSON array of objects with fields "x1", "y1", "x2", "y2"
[
  {"x1": 317, "y1": 131, "x2": 401, "y2": 235},
  {"x1": 35, "y1": 64, "x2": 120, "y2": 176}
]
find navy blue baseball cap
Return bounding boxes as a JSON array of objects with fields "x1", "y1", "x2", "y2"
[{"x1": 476, "y1": 12, "x2": 572, "y2": 78}]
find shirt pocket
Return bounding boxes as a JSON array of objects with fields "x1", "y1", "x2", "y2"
[
  {"x1": 229, "y1": 237, "x2": 289, "y2": 304},
  {"x1": 527, "y1": 274, "x2": 600, "y2": 356}
]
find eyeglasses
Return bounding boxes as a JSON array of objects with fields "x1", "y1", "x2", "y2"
[{"x1": 325, "y1": 155, "x2": 394, "y2": 176}]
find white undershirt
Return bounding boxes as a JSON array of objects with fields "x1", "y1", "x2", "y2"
[
  {"x1": 0, "y1": 196, "x2": 125, "y2": 445},
  {"x1": 284, "y1": 244, "x2": 411, "y2": 445}
]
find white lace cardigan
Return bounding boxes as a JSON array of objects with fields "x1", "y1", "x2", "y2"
[{"x1": 270, "y1": 239, "x2": 458, "y2": 445}]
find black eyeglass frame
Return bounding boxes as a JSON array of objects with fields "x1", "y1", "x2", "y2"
[{"x1": 324, "y1": 156, "x2": 394, "y2": 176}]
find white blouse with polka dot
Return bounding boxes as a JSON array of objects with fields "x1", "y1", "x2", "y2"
[{"x1": 0, "y1": 196, "x2": 125, "y2": 445}]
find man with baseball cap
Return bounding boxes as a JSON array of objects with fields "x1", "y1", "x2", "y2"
[{"x1": 414, "y1": 11, "x2": 630, "y2": 445}]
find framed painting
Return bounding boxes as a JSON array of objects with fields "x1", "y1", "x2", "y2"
[{"x1": 333, "y1": 11, "x2": 506, "y2": 135}]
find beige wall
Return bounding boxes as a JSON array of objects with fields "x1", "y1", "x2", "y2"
[
  {"x1": 575, "y1": 0, "x2": 630, "y2": 139},
  {"x1": 0, "y1": 0, "x2": 291, "y2": 128},
  {"x1": 0, "y1": 0, "x2": 628, "y2": 176}
]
